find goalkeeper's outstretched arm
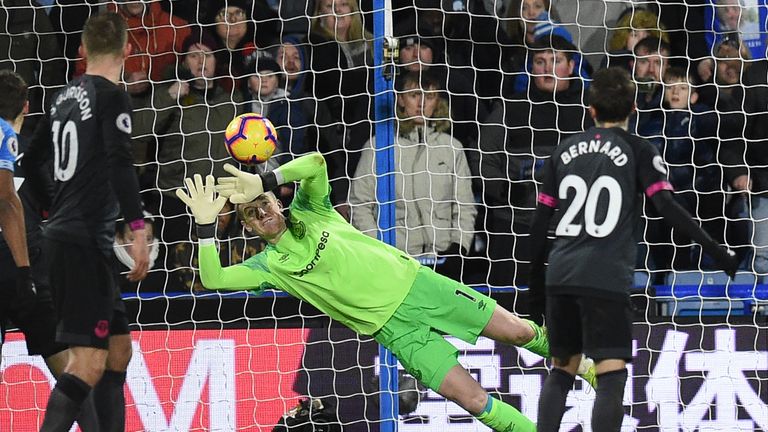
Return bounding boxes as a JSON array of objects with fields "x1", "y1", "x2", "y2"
[
  {"x1": 176, "y1": 174, "x2": 270, "y2": 293},
  {"x1": 217, "y1": 153, "x2": 329, "y2": 204}
]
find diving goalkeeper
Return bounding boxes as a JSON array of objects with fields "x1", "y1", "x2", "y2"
[{"x1": 176, "y1": 153, "x2": 594, "y2": 432}]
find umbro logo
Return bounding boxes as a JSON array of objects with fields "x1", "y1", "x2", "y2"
[
  {"x1": 478, "y1": 300, "x2": 487, "y2": 311},
  {"x1": 278, "y1": 253, "x2": 290, "y2": 263}
]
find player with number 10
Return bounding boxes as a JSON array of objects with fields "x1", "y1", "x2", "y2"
[{"x1": 26, "y1": 12, "x2": 149, "y2": 432}]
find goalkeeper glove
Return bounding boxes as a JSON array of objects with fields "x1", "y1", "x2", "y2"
[
  {"x1": 216, "y1": 163, "x2": 267, "y2": 204},
  {"x1": 13, "y1": 266, "x2": 37, "y2": 318},
  {"x1": 175, "y1": 174, "x2": 228, "y2": 225}
]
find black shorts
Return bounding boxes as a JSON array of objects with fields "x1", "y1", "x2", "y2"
[
  {"x1": 0, "y1": 276, "x2": 66, "y2": 357},
  {"x1": 47, "y1": 239, "x2": 130, "y2": 350},
  {"x1": 546, "y1": 294, "x2": 633, "y2": 362}
]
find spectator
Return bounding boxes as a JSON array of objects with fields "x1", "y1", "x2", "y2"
[
  {"x1": 504, "y1": 0, "x2": 572, "y2": 47},
  {"x1": 74, "y1": 1, "x2": 192, "y2": 97},
  {"x1": 48, "y1": 0, "x2": 93, "y2": 78},
  {"x1": 243, "y1": 55, "x2": 308, "y2": 166},
  {"x1": 309, "y1": 0, "x2": 372, "y2": 68},
  {"x1": 478, "y1": 35, "x2": 592, "y2": 287},
  {"x1": 307, "y1": 0, "x2": 372, "y2": 120},
  {"x1": 131, "y1": 30, "x2": 241, "y2": 244},
  {"x1": 204, "y1": 0, "x2": 279, "y2": 92},
  {"x1": 396, "y1": 29, "x2": 488, "y2": 150},
  {"x1": 502, "y1": 6, "x2": 590, "y2": 96},
  {"x1": 639, "y1": 67, "x2": 722, "y2": 271},
  {"x1": 271, "y1": 36, "x2": 354, "y2": 213},
  {"x1": 704, "y1": 0, "x2": 767, "y2": 60},
  {"x1": 697, "y1": 32, "x2": 752, "y2": 100},
  {"x1": 307, "y1": 0, "x2": 372, "y2": 112},
  {"x1": 350, "y1": 71, "x2": 477, "y2": 282},
  {"x1": 307, "y1": 0, "x2": 374, "y2": 213},
  {"x1": 274, "y1": 36, "x2": 311, "y2": 99},
  {"x1": 393, "y1": 1, "x2": 513, "y2": 100},
  {"x1": 0, "y1": 0, "x2": 67, "y2": 136},
  {"x1": 721, "y1": 38, "x2": 768, "y2": 275},
  {"x1": 694, "y1": 35, "x2": 749, "y2": 176},
  {"x1": 173, "y1": 200, "x2": 263, "y2": 292},
  {"x1": 630, "y1": 36, "x2": 671, "y2": 131},
  {"x1": 603, "y1": 7, "x2": 671, "y2": 72}
]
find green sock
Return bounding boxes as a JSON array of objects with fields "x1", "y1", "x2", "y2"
[
  {"x1": 476, "y1": 395, "x2": 536, "y2": 432},
  {"x1": 521, "y1": 319, "x2": 550, "y2": 358}
]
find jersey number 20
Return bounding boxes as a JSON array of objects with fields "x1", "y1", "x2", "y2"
[
  {"x1": 51, "y1": 120, "x2": 78, "y2": 182},
  {"x1": 555, "y1": 174, "x2": 622, "y2": 238}
]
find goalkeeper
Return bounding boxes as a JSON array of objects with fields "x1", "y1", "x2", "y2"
[{"x1": 177, "y1": 153, "x2": 596, "y2": 432}]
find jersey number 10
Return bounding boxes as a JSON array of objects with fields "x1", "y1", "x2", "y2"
[
  {"x1": 51, "y1": 120, "x2": 79, "y2": 182},
  {"x1": 555, "y1": 174, "x2": 622, "y2": 238}
]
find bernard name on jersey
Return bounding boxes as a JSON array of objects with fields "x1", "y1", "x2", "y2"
[{"x1": 560, "y1": 138, "x2": 628, "y2": 167}]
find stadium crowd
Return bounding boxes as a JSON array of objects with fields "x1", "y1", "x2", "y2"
[{"x1": 1, "y1": 0, "x2": 765, "y2": 291}]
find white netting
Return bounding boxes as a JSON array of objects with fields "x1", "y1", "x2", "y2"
[{"x1": 1, "y1": 0, "x2": 767, "y2": 430}]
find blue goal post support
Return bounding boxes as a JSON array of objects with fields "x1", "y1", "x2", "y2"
[{"x1": 373, "y1": 0, "x2": 399, "y2": 430}]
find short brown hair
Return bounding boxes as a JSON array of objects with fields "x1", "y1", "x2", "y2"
[
  {"x1": 588, "y1": 67, "x2": 636, "y2": 123},
  {"x1": 82, "y1": 12, "x2": 127, "y2": 59},
  {"x1": 0, "y1": 70, "x2": 28, "y2": 121}
]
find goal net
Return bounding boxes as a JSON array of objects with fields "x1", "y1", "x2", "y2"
[{"x1": 1, "y1": 0, "x2": 766, "y2": 431}]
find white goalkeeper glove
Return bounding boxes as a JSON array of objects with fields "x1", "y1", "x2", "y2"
[
  {"x1": 215, "y1": 163, "x2": 264, "y2": 204},
  {"x1": 175, "y1": 174, "x2": 228, "y2": 225}
]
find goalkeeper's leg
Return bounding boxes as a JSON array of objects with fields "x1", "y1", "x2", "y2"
[
  {"x1": 481, "y1": 305, "x2": 549, "y2": 356},
  {"x1": 480, "y1": 305, "x2": 597, "y2": 388},
  {"x1": 438, "y1": 365, "x2": 535, "y2": 432}
]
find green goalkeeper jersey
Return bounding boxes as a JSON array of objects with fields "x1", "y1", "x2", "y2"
[{"x1": 198, "y1": 154, "x2": 421, "y2": 335}]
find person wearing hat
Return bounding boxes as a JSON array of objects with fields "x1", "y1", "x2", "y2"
[
  {"x1": 206, "y1": 0, "x2": 278, "y2": 93},
  {"x1": 244, "y1": 54, "x2": 307, "y2": 168},
  {"x1": 74, "y1": 0, "x2": 192, "y2": 97},
  {"x1": 131, "y1": 29, "x2": 242, "y2": 245},
  {"x1": 397, "y1": 30, "x2": 488, "y2": 156},
  {"x1": 478, "y1": 34, "x2": 592, "y2": 288}
]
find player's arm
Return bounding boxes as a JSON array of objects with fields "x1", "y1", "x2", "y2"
[
  {"x1": 23, "y1": 115, "x2": 55, "y2": 209},
  {"x1": 103, "y1": 90, "x2": 148, "y2": 281},
  {"x1": 527, "y1": 158, "x2": 557, "y2": 326},
  {"x1": 648, "y1": 190, "x2": 738, "y2": 275},
  {"x1": 638, "y1": 143, "x2": 739, "y2": 276},
  {"x1": 176, "y1": 174, "x2": 268, "y2": 294},
  {"x1": 216, "y1": 152, "x2": 329, "y2": 204},
  {"x1": 0, "y1": 136, "x2": 37, "y2": 315},
  {"x1": 198, "y1": 242, "x2": 267, "y2": 293},
  {"x1": 0, "y1": 169, "x2": 29, "y2": 268}
]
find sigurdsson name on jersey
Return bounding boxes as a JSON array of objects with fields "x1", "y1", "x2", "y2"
[
  {"x1": 54, "y1": 85, "x2": 93, "y2": 121},
  {"x1": 560, "y1": 139, "x2": 628, "y2": 167},
  {"x1": 293, "y1": 231, "x2": 331, "y2": 277}
]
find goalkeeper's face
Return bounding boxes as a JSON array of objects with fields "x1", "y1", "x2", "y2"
[{"x1": 238, "y1": 194, "x2": 287, "y2": 241}]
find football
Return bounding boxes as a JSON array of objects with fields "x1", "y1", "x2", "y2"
[{"x1": 223, "y1": 113, "x2": 278, "y2": 165}]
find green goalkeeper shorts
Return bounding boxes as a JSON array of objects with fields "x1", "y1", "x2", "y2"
[{"x1": 373, "y1": 266, "x2": 496, "y2": 391}]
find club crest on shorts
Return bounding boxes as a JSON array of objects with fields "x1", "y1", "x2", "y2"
[{"x1": 94, "y1": 320, "x2": 110, "y2": 339}]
